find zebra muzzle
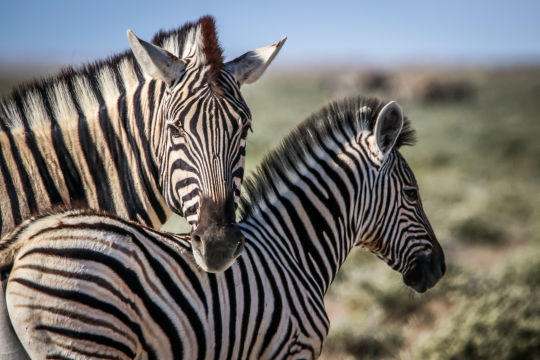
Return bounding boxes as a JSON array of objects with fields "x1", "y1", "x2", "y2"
[
  {"x1": 191, "y1": 223, "x2": 244, "y2": 273},
  {"x1": 402, "y1": 248, "x2": 446, "y2": 293},
  {"x1": 190, "y1": 195, "x2": 245, "y2": 272}
]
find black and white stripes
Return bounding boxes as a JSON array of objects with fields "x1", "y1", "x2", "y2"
[
  {"x1": 0, "y1": 16, "x2": 285, "y2": 270},
  {"x1": 1, "y1": 96, "x2": 444, "y2": 359}
]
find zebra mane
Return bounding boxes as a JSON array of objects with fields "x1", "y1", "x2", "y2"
[
  {"x1": 0, "y1": 15, "x2": 223, "y2": 131},
  {"x1": 151, "y1": 15, "x2": 223, "y2": 86},
  {"x1": 238, "y1": 96, "x2": 416, "y2": 221}
]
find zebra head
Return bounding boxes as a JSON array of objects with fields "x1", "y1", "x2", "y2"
[
  {"x1": 127, "y1": 18, "x2": 285, "y2": 272},
  {"x1": 358, "y1": 101, "x2": 445, "y2": 293}
]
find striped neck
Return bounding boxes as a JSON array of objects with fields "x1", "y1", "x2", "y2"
[
  {"x1": 239, "y1": 97, "x2": 417, "y2": 295},
  {"x1": 241, "y1": 133, "x2": 372, "y2": 295},
  {"x1": 0, "y1": 55, "x2": 171, "y2": 229}
]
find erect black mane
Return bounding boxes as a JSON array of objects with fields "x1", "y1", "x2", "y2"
[{"x1": 238, "y1": 96, "x2": 416, "y2": 221}]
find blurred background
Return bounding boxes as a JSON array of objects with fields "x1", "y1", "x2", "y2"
[{"x1": 2, "y1": 1, "x2": 539, "y2": 358}]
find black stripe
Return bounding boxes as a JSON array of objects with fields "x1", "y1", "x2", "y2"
[
  {"x1": 15, "y1": 96, "x2": 63, "y2": 205},
  {"x1": 13, "y1": 277, "x2": 142, "y2": 358},
  {"x1": 111, "y1": 67, "x2": 153, "y2": 226},
  {"x1": 35, "y1": 324, "x2": 136, "y2": 359},
  {"x1": 37, "y1": 84, "x2": 86, "y2": 204},
  {"x1": 236, "y1": 258, "x2": 251, "y2": 359},
  {"x1": 49, "y1": 344, "x2": 120, "y2": 360},
  {"x1": 0, "y1": 120, "x2": 37, "y2": 220},
  {"x1": 46, "y1": 354, "x2": 72, "y2": 360},
  {"x1": 87, "y1": 73, "x2": 146, "y2": 224},
  {"x1": 132, "y1": 60, "x2": 145, "y2": 83},
  {"x1": 254, "y1": 246, "x2": 284, "y2": 358},
  {"x1": 209, "y1": 275, "x2": 223, "y2": 360},
  {"x1": 0, "y1": 145, "x2": 20, "y2": 225},
  {"x1": 243, "y1": 245, "x2": 265, "y2": 356},
  {"x1": 224, "y1": 269, "x2": 237, "y2": 359},
  {"x1": 66, "y1": 79, "x2": 114, "y2": 211},
  {"x1": 144, "y1": 81, "x2": 162, "y2": 190},
  {"x1": 142, "y1": 227, "x2": 209, "y2": 315},
  {"x1": 132, "y1": 81, "x2": 167, "y2": 224}
]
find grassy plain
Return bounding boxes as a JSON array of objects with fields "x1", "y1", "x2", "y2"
[
  {"x1": 2, "y1": 64, "x2": 539, "y2": 359},
  {"x1": 243, "y1": 66, "x2": 540, "y2": 359}
]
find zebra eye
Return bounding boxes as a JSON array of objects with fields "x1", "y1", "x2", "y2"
[
  {"x1": 168, "y1": 124, "x2": 184, "y2": 138},
  {"x1": 404, "y1": 188, "x2": 418, "y2": 202}
]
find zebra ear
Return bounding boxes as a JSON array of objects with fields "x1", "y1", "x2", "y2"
[
  {"x1": 127, "y1": 30, "x2": 185, "y2": 86},
  {"x1": 225, "y1": 37, "x2": 286, "y2": 86},
  {"x1": 374, "y1": 101, "x2": 404, "y2": 159}
]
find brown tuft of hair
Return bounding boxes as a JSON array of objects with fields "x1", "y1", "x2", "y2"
[{"x1": 198, "y1": 16, "x2": 224, "y2": 92}]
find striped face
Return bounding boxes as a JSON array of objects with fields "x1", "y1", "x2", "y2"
[
  {"x1": 360, "y1": 151, "x2": 445, "y2": 292},
  {"x1": 154, "y1": 66, "x2": 250, "y2": 227},
  {"x1": 127, "y1": 21, "x2": 285, "y2": 272}
]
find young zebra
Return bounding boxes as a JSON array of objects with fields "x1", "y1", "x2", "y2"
[
  {"x1": 1, "y1": 97, "x2": 445, "y2": 359},
  {"x1": 0, "y1": 16, "x2": 285, "y2": 272}
]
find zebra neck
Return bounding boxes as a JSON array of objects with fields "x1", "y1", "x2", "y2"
[
  {"x1": 245, "y1": 143, "x2": 364, "y2": 295},
  {"x1": 0, "y1": 60, "x2": 170, "y2": 230}
]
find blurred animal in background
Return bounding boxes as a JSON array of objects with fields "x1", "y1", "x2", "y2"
[{"x1": 419, "y1": 79, "x2": 475, "y2": 103}]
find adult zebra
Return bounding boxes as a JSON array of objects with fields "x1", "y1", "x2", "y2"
[
  {"x1": 0, "y1": 16, "x2": 285, "y2": 272},
  {"x1": 1, "y1": 97, "x2": 445, "y2": 359}
]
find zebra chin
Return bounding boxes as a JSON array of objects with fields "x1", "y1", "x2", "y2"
[{"x1": 402, "y1": 246, "x2": 446, "y2": 293}]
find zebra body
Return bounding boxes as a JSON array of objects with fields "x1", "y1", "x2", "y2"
[
  {"x1": 0, "y1": 16, "x2": 285, "y2": 272},
  {"x1": 1, "y1": 97, "x2": 445, "y2": 359},
  {"x1": 3, "y1": 211, "x2": 321, "y2": 359}
]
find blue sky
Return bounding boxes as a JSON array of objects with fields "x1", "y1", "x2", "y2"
[{"x1": 1, "y1": 0, "x2": 539, "y2": 67}]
